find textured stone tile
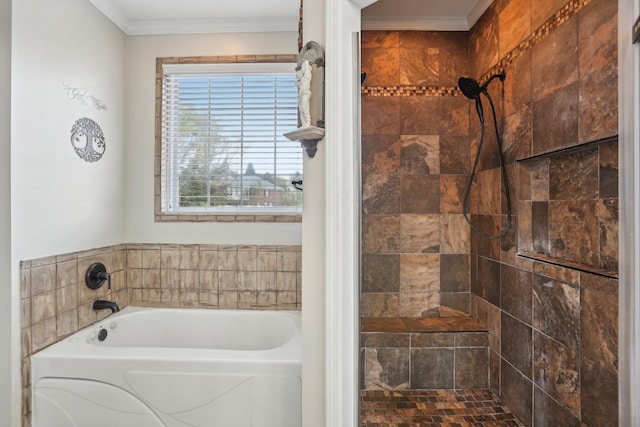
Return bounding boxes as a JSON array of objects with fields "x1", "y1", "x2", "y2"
[
  {"x1": 503, "y1": 49, "x2": 532, "y2": 119},
  {"x1": 475, "y1": 215, "x2": 501, "y2": 259},
  {"x1": 56, "y1": 309, "x2": 79, "y2": 339},
  {"x1": 438, "y1": 32, "x2": 469, "y2": 86},
  {"x1": 411, "y1": 333, "x2": 454, "y2": 347},
  {"x1": 361, "y1": 30, "x2": 399, "y2": 49},
  {"x1": 477, "y1": 168, "x2": 501, "y2": 215},
  {"x1": 469, "y1": 4, "x2": 499, "y2": 77},
  {"x1": 439, "y1": 135, "x2": 470, "y2": 174},
  {"x1": 532, "y1": 82, "x2": 579, "y2": 155},
  {"x1": 498, "y1": 0, "x2": 531, "y2": 56},
  {"x1": 362, "y1": 333, "x2": 409, "y2": 348},
  {"x1": 55, "y1": 285, "x2": 77, "y2": 315},
  {"x1": 500, "y1": 264, "x2": 533, "y2": 323},
  {"x1": 361, "y1": 47, "x2": 400, "y2": 87},
  {"x1": 362, "y1": 97, "x2": 400, "y2": 136},
  {"x1": 439, "y1": 96, "x2": 469, "y2": 137},
  {"x1": 30, "y1": 264, "x2": 56, "y2": 297},
  {"x1": 531, "y1": 201, "x2": 549, "y2": 254},
  {"x1": 31, "y1": 318, "x2": 57, "y2": 353},
  {"x1": 440, "y1": 254, "x2": 470, "y2": 292},
  {"x1": 399, "y1": 293, "x2": 440, "y2": 317},
  {"x1": 475, "y1": 257, "x2": 500, "y2": 306},
  {"x1": 361, "y1": 134, "x2": 401, "y2": 177},
  {"x1": 501, "y1": 360, "x2": 533, "y2": 427},
  {"x1": 56, "y1": 260, "x2": 78, "y2": 289},
  {"x1": 533, "y1": 386, "x2": 581, "y2": 427},
  {"x1": 31, "y1": 291, "x2": 55, "y2": 325},
  {"x1": 440, "y1": 214, "x2": 470, "y2": 254},
  {"x1": 474, "y1": 297, "x2": 501, "y2": 353},
  {"x1": 580, "y1": 271, "x2": 618, "y2": 296},
  {"x1": 399, "y1": 97, "x2": 439, "y2": 135},
  {"x1": 362, "y1": 174, "x2": 401, "y2": 214},
  {"x1": 534, "y1": 331, "x2": 580, "y2": 415},
  {"x1": 399, "y1": 254, "x2": 439, "y2": 293},
  {"x1": 533, "y1": 275, "x2": 580, "y2": 347},
  {"x1": 360, "y1": 293, "x2": 399, "y2": 318},
  {"x1": 411, "y1": 348, "x2": 454, "y2": 388},
  {"x1": 456, "y1": 331, "x2": 489, "y2": 347},
  {"x1": 502, "y1": 313, "x2": 532, "y2": 378},
  {"x1": 439, "y1": 174, "x2": 467, "y2": 214},
  {"x1": 517, "y1": 201, "x2": 533, "y2": 252},
  {"x1": 503, "y1": 106, "x2": 532, "y2": 164},
  {"x1": 490, "y1": 349, "x2": 500, "y2": 394},
  {"x1": 400, "y1": 175, "x2": 440, "y2": 213},
  {"x1": 599, "y1": 198, "x2": 618, "y2": 273},
  {"x1": 400, "y1": 135, "x2": 439, "y2": 175},
  {"x1": 581, "y1": 286, "x2": 618, "y2": 374},
  {"x1": 365, "y1": 348, "x2": 410, "y2": 390},
  {"x1": 579, "y1": 59, "x2": 618, "y2": 143},
  {"x1": 531, "y1": 0, "x2": 569, "y2": 28},
  {"x1": 578, "y1": 0, "x2": 618, "y2": 76},
  {"x1": 399, "y1": 45, "x2": 439, "y2": 86},
  {"x1": 599, "y1": 139, "x2": 619, "y2": 199},
  {"x1": 399, "y1": 214, "x2": 439, "y2": 253},
  {"x1": 532, "y1": 17, "x2": 578, "y2": 101},
  {"x1": 549, "y1": 147, "x2": 599, "y2": 200},
  {"x1": 548, "y1": 200, "x2": 599, "y2": 267},
  {"x1": 439, "y1": 292, "x2": 470, "y2": 316},
  {"x1": 362, "y1": 215, "x2": 400, "y2": 254},
  {"x1": 581, "y1": 356, "x2": 618, "y2": 426},
  {"x1": 455, "y1": 347, "x2": 489, "y2": 388},
  {"x1": 532, "y1": 261, "x2": 580, "y2": 286},
  {"x1": 362, "y1": 254, "x2": 400, "y2": 293}
]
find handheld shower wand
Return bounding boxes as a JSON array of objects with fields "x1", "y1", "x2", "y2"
[{"x1": 457, "y1": 72, "x2": 512, "y2": 240}]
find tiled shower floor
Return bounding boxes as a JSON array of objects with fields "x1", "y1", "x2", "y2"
[{"x1": 360, "y1": 389, "x2": 524, "y2": 427}]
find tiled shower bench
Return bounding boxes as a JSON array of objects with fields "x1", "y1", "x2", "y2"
[{"x1": 361, "y1": 317, "x2": 489, "y2": 390}]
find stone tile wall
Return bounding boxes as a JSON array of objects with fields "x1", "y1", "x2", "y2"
[
  {"x1": 361, "y1": 30, "x2": 472, "y2": 318},
  {"x1": 20, "y1": 243, "x2": 301, "y2": 427},
  {"x1": 467, "y1": 0, "x2": 619, "y2": 425}
]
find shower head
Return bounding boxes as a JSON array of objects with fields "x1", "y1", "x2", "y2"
[
  {"x1": 458, "y1": 77, "x2": 482, "y2": 99},
  {"x1": 458, "y1": 72, "x2": 506, "y2": 99}
]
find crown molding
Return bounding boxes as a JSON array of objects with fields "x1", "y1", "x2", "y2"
[
  {"x1": 89, "y1": 0, "x2": 130, "y2": 33},
  {"x1": 348, "y1": 0, "x2": 378, "y2": 9},
  {"x1": 467, "y1": 0, "x2": 493, "y2": 28}
]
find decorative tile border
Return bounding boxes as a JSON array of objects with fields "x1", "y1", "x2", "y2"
[{"x1": 362, "y1": 0, "x2": 593, "y2": 97}]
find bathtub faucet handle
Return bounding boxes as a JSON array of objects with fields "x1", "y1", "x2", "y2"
[{"x1": 86, "y1": 263, "x2": 112, "y2": 290}]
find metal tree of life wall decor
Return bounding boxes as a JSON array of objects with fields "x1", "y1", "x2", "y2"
[{"x1": 70, "y1": 117, "x2": 106, "y2": 162}]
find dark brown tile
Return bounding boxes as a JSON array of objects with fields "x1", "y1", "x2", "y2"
[
  {"x1": 402, "y1": 316, "x2": 487, "y2": 333},
  {"x1": 533, "y1": 386, "x2": 581, "y2": 427},
  {"x1": 399, "y1": 214, "x2": 440, "y2": 253},
  {"x1": 532, "y1": 275, "x2": 580, "y2": 348},
  {"x1": 580, "y1": 356, "x2": 618, "y2": 426},
  {"x1": 532, "y1": 82, "x2": 579, "y2": 155},
  {"x1": 548, "y1": 147, "x2": 599, "y2": 200},
  {"x1": 361, "y1": 134, "x2": 401, "y2": 177},
  {"x1": 501, "y1": 360, "x2": 533, "y2": 427},
  {"x1": 500, "y1": 264, "x2": 533, "y2": 323},
  {"x1": 440, "y1": 135, "x2": 470, "y2": 174},
  {"x1": 439, "y1": 96, "x2": 469, "y2": 137},
  {"x1": 531, "y1": 0, "x2": 568, "y2": 29},
  {"x1": 578, "y1": 0, "x2": 618, "y2": 76},
  {"x1": 440, "y1": 254, "x2": 470, "y2": 292},
  {"x1": 360, "y1": 293, "x2": 399, "y2": 318},
  {"x1": 365, "y1": 348, "x2": 410, "y2": 389},
  {"x1": 455, "y1": 347, "x2": 489, "y2": 388},
  {"x1": 503, "y1": 106, "x2": 532, "y2": 164},
  {"x1": 411, "y1": 332, "x2": 454, "y2": 348},
  {"x1": 361, "y1": 317, "x2": 406, "y2": 333},
  {"x1": 531, "y1": 201, "x2": 549, "y2": 254},
  {"x1": 490, "y1": 349, "x2": 500, "y2": 394},
  {"x1": 475, "y1": 257, "x2": 500, "y2": 306},
  {"x1": 531, "y1": 17, "x2": 578, "y2": 101},
  {"x1": 581, "y1": 286, "x2": 618, "y2": 373},
  {"x1": 548, "y1": 200, "x2": 599, "y2": 267},
  {"x1": 502, "y1": 313, "x2": 533, "y2": 378},
  {"x1": 361, "y1": 47, "x2": 399, "y2": 87},
  {"x1": 362, "y1": 174, "x2": 401, "y2": 214},
  {"x1": 362, "y1": 214, "x2": 400, "y2": 254},
  {"x1": 362, "y1": 96, "x2": 400, "y2": 136},
  {"x1": 498, "y1": 0, "x2": 531, "y2": 56},
  {"x1": 533, "y1": 332, "x2": 580, "y2": 414},
  {"x1": 362, "y1": 254, "x2": 400, "y2": 293},
  {"x1": 456, "y1": 331, "x2": 489, "y2": 347},
  {"x1": 469, "y1": 4, "x2": 499, "y2": 78},
  {"x1": 438, "y1": 31, "x2": 469, "y2": 87},
  {"x1": 440, "y1": 292, "x2": 470, "y2": 317},
  {"x1": 400, "y1": 135, "x2": 439, "y2": 175},
  {"x1": 400, "y1": 175, "x2": 440, "y2": 214},
  {"x1": 399, "y1": 42, "x2": 439, "y2": 86},
  {"x1": 504, "y1": 50, "x2": 532, "y2": 118},
  {"x1": 599, "y1": 139, "x2": 619, "y2": 199},
  {"x1": 598, "y1": 198, "x2": 618, "y2": 273},
  {"x1": 580, "y1": 271, "x2": 618, "y2": 296},
  {"x1": 579, "y1": 59, "x2": 618, "y2": 143},
  {"x1": 475, "y1": 215, "x2": 502, "y2": 259},
  {"x1": 411, "y1": 348, "x2": 454, "y2": 388},
  {"x1": 362, "y1": 333, "x2": 410, "y2": 348},
  {"x1": 400, "y1": 97, "x2": 440, "y2": 135}
]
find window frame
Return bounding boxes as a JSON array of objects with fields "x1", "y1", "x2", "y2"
[{"x1": 155, "y1": 55, "x2": 302, "y2": 223}]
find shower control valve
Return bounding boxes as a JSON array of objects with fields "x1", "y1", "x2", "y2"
[{"x1": 85, "y1": 262, "x2": 111, "y2": 290}]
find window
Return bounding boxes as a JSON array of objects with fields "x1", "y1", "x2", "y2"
[{"x1": 156, "y1": 56, "x2": 302, "y2": 222}]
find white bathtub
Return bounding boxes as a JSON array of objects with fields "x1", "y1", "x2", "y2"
[{"x1": 31, "y1": 307, "x2": 301, "y2": 427}]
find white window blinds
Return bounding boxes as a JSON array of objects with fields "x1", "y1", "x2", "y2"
[{"x1": 161, "y1": 62, "x2": 302, "y2": 214}]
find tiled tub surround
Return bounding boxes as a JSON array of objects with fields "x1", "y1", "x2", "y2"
[
  {"x1": 361, "y1": 317, "x2": 490, "y2": 390},
  {"x1": 361, "y1": 0, "x2": 619, "y2": 424},
  {"x1": 20, "y1": 243, "x2": 301, "y2": 427}
]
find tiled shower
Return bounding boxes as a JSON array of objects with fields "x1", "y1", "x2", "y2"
[{"x1": 360, "y1": 0, "x2": 618, "y2": 425}]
